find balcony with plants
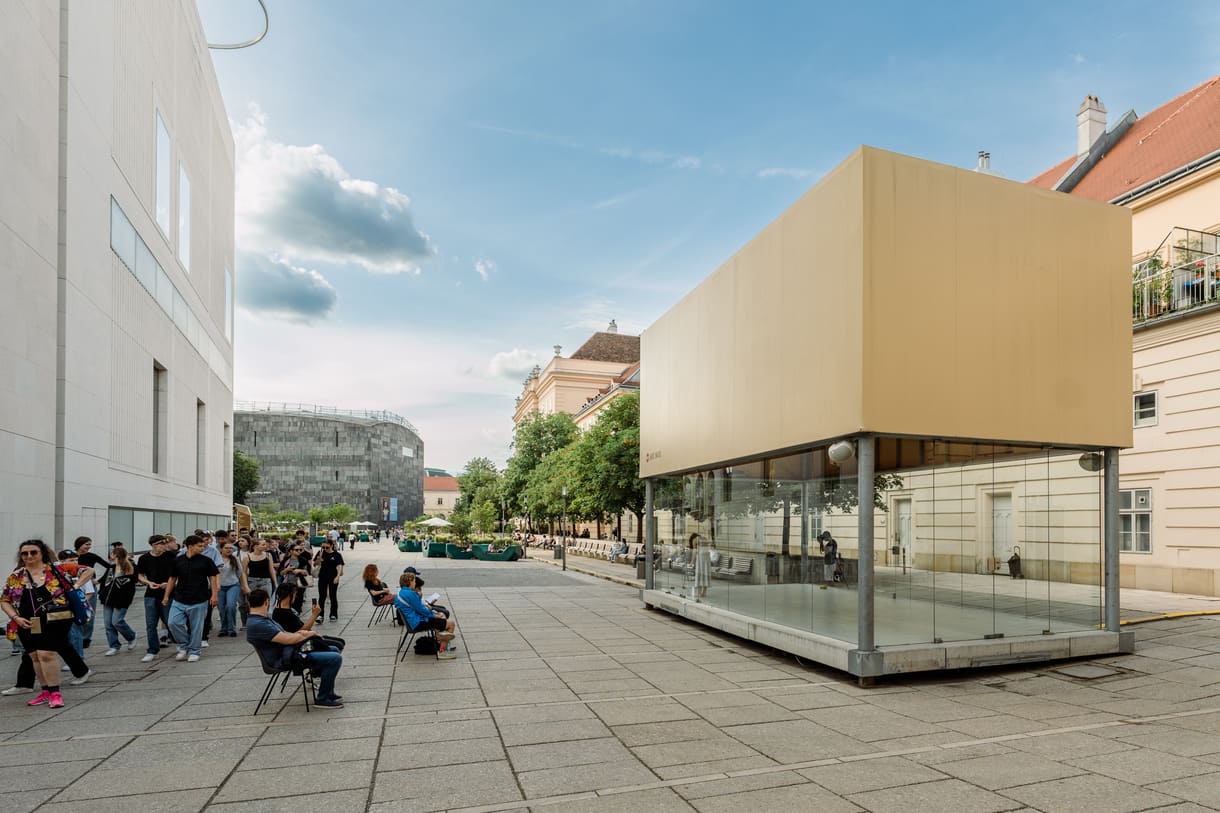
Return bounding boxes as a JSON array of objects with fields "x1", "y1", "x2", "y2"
[{"x1": 1132, "y1": 227, "x2": 1220, "y2": 326}]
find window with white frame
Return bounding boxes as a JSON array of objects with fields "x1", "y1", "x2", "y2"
[
  {"x1": 1119, "y1": 488, "x2": 1152, "y2": 553},
  {"x1": 1134, "y1": 391, "x2": 1157, "y2": 427},
  {"x1": 178, "y1": 163, "x2": 191, "y2": 272},
  {"x1": 155, "y1": 112, "x2": 172, "y2": 237}
]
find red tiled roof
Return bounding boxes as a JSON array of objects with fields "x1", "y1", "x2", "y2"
[
  {"x1": 424, "y1": 476, "x2": 459, "y2": 492},
  {"x1": 1029, "y1": 77, "x2": 1220, "y2": 201}
]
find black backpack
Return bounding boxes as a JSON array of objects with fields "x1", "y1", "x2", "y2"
[{"x1": 414, "y1": 636, "x2": 439, "y2": 655}]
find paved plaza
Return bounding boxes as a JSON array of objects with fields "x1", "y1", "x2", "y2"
[{"x1": 4, "y1": 545, "x2": 1220, "y2": 812}]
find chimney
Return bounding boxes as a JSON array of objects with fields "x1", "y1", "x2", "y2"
[
  {"x1": 1077, "y1": 95, "x2": 1107, "y2": 157},
  {"x1": 606, "y1": 319, "x2": 618, "y2": 334},
  {"x1": 553, "y1": 345, "x2": 562, "y2": 357}
]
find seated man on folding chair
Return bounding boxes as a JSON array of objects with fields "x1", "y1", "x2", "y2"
[
  {"x1": 394, "y1": 573, "x2": 457, "y2": 659},
  {"x1": 246, "y1": 588, "x2": 345, "y2": 708}
]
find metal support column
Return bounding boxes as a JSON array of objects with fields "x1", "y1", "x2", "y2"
[
  {"x1": 856, "y1": 436, "x2": 876, "y2": 653},
  {"x1": 1104, "y1": 448, "x2": 1120, "y2": 632},
  {"x1": 644, "y1": 478, "x2": 655, "y2": 590}
]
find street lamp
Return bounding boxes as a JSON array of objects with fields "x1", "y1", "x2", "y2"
[{"x1": 562, "y1": 485, "x2": 568, "y2": 571}]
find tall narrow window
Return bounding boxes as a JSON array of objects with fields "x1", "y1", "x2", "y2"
[
  {"x1": 196, "y1": 400, "x2": 206, "y2": 486},
  {"x1": 155, "y1": 112, "x2": 171, "y2": 237},
  {"x1": 153, "y1": 363, "x2": 168, "y2": 474},
  {"x1": 224, "y1": 266, "x2": 233, "y2": 342},
  {"x1": 223, "y1": 422, "x2": 232, "y2": 494},
  {"x1": 1134, "y1": 391, "x2": 1158, "y2": 427},
  {"x1": 178, "y1": 164, "x2": 191, "y2": 272},
  {"x1": 1120, "y1": 488, "x2": 1152, "y2": 553}
]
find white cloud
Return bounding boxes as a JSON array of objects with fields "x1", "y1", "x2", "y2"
[
  {"x1": 757, "y1": 167, "x2": 818, "y2": 180},
  {"x1": 234, "y1": 106, "x2": 435, "y2": 274},
  {"x1": 592, "y1": 191, "x2": 637, "y2": 210},
  {"x1": 601, "y1": 145, "x2": 702, "y2": 170},
  {"x1": 1073, "y1": 53, "x2": 1086, "y2": 64},
  {"x1": 474, "y1": 258, "x2": 496, "y2": 282},
  {"x1": 236, "y1": 253, "x2": 338, "y2": 322},
  {"x1": 671, "y1": 155, "x2": 702, "y2": 170},
  {"x1": 488, "y1": 348, "x2": 542, "y2": 379}
]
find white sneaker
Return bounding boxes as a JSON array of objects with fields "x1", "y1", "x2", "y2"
[
  {"x1": 141, "y1": 653, "x2": 156, "y2": 663},
  {"x1": 125, "y1": 640, "x2": 137, "y2": 652},
  {"x1": 69, "y1": 669, "x2": 93, "y2": 685},
  {"x1": 174, "y1": 651, "x2": 187, "y2": 661},
  {"x1": 103, "y1": 648, "x2": 119, "y2": 657},
  {"x1": 0, "y1": 686, "x2": 33, "y2": 696},
  {"x1": 61, "y1": 664, "x2": 72, "y2": 672},
  {"x1": 201, "y1": 640, "x2": 209, "y2": 648},
  {"x1": 187, "y1": 654, "x2": 200, "y2": 663}
]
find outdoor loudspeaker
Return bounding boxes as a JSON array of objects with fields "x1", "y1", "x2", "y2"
[{"x1": 827, "y1": 441, "x2": 855, "y2": 463}]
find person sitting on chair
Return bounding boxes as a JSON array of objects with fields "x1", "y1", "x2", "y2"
[
  {"x1": 246, "y1": 587, "x2": 344, "y2": 708},
  {"x1": 394, "y1": 573, "x2": 457, "y2": 659}
]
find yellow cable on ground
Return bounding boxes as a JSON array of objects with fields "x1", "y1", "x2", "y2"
[{"x1": 1121, "y1": 609, "x2": 1220, "y2": 625}]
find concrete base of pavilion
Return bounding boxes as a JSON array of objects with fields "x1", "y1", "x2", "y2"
[{"x1": 642, "y1": 588, "x2": 1135, "y2": 681}]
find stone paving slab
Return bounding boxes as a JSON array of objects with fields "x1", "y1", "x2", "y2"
[{"x1": 4, "y1": 548, "x2": 1220, "y2": 812}]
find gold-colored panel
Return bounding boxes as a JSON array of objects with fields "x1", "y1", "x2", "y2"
[{"x1": 641, "y1": 147, "x2": 1132, "y2": 478}]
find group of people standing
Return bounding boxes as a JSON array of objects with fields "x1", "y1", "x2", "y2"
[{"x1": 2, "y1": 526, "x2": 348, "y2": 709}]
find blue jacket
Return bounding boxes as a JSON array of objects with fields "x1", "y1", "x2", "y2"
[{"x1": 394, "y1": 587, "x2": 432, "y2": 629}]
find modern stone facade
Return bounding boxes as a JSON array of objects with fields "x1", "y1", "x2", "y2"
[
  {"x1": 1, "y1": 0, "x2": 234, "y2": 558},
  {"x1": 234, "y1": 406, "x2": 424, "y2": 525}
]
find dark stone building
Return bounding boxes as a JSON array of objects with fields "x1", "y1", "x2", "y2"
[{"x1": 233, "y1": 404, "x2": 424, "y2": 525}]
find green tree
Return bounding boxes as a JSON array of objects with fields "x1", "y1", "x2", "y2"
[
  {"x1": 502, "y1": 412, "x2": 579, "y2": 517},
  {"x1": 233, "y1": 450, "x2": 260, "y2": 504},
  {"x1": 308, "y1": 507, "x2": 328, "y2": 531},
  {"x1": 568, "y1": 393, "x2": 645, "y2": 541},
  {"x1": 471, "y1": 500, "x2": 498, "y2": 535},
  {"x1": 521, "y1": 444, "x2": 578, "y2": 531},
  {"x1": 326, "y1": 503, "x2": 358, "y2": 526},
  {"x1": 458, "y1": 457, "x2": 501, "y2": 513},
  {"x1": 449, "y1": 511, "x2": 473, "y2": 542}
]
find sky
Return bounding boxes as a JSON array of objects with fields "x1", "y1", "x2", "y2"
[{"x1": 197, "y1": 0, "x2": 1219, "y2": 474}]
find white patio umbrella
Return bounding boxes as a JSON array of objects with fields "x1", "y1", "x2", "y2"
[
  {"x1": 349, "y1": 520, "x2": 378, "y2": 527},
  {"x1": 419, "y1": 516, "x2": 453, "y2": 527}
]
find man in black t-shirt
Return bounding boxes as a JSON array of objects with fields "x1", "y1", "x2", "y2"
[
  {"x1": 135, "y1": 535, "x2": 175, "y2": 660},
  {"x1": 73, "y1": 536, "x2": 108, "y2": 648},
  {"x1": 162, "y1": 535, "x2": 218, "y2": 662}
]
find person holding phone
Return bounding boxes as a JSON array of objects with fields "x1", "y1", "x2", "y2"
[{"x1": 314, "y1": 540, "x2": 344, "y2": 623}]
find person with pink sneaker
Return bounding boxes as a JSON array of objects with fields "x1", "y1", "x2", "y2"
[{"x1": 1, "y1": 540, "x2": 95, "y2": 709}]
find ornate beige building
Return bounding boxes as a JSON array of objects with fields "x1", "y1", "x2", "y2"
[
  {"x1": 513, "y1": 321, "x2": 640, "y2": 426},
  {"x1": 1031, "y1": 78, "x2": 1220, "y2": 594}
]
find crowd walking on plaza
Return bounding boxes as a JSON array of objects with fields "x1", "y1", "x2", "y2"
[{"x1": 3, "y1": 526, "x2": 460, "y2": 710}]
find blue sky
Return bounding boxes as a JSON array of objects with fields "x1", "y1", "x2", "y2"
[{"x1": 198, "y1": 0, "x2": 1219, "y2": 473}]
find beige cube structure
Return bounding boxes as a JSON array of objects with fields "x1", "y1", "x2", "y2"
[{"x1": 640, "y1": 147, "x2": 1134, "y2": 681}]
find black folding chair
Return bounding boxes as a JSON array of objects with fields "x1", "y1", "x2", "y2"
[
  {"x1": 395, "y1": 607, "x2": 440, "y2": 662},
  {"x1": 367, "y1": 593, "x2": 395, "y2": 628},
  {"x1": 251, "y1": 643, "x2": 314, "y2": 714}
]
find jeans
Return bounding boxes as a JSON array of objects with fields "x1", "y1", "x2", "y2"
[
  {"x1": 103, "y1": 605, "x2": 137, "y2": 649},
  {"x1": 81, "y1": 594, "x2": 98, "y2": 645},
  {"x1": 167, "y1": 600, "x2": 208, "y2": 656},
  {"x1": 67, "y1": 620, "x2": 85, "y2": 662},
  {"x1": 305, "y1": 650, "x2": 343, "y2": 701},
  {"x1": 143, "y1": 595, "x2": 169, "y2": 654},
  {"x1": 217, "y1": 583, "x2": 240, "y2": 634}
]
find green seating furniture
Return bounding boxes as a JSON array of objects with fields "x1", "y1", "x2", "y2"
[
  {"x1": 475, "y1": 545, "x2": 522, "y2": 562},
  {"x1": 426, "y1": 542, "x2": 448, "y2": 558},
  {"x1": 396, "y1": 540, "x2": 410, "y2": 552},
  {"x1": 470, "y1": 544, "x2": 490, "y2": 558},
  {"x1": 403, "y1": 540, "x2": 422, "y2": 553},
  {"x1": 311, "y1": 536, "x2": 325, "y2": 548},
  {"x1": 445, "y1": 543, "x2": 475, "y2": 560}
]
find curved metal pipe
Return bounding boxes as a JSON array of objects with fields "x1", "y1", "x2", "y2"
[{"x1": 207, "y1": 0, "x2": 269, "y2": 50}]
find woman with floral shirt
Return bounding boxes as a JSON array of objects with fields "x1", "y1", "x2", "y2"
[{"x1": 1, "y1": 540, "x2": 94, "y2": 708}]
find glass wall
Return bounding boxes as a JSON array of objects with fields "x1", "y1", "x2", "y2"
[
  {"x1": 649, "y1": 437, "x2": 1104, "y2": 647},
  {"x1": 106, "y1": 507, "x2": 230, "y2": 551}
]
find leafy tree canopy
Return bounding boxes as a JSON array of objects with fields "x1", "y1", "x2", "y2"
[
  {"x1": 502, "y1": 412, "x2": 578, "y2": 514},
  {"x1": 233, "y1": 450, "x2": 261, "y2": 505}
]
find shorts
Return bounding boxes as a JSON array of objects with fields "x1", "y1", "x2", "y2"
[{"x1": 15, "y1": 616, "x2": 72, "y2": 653}]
